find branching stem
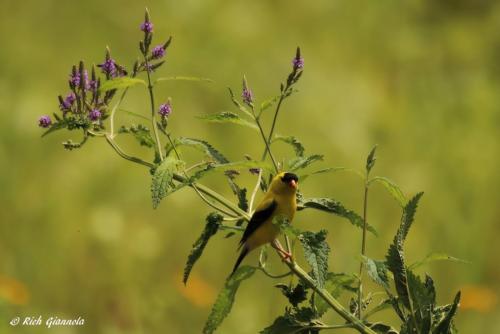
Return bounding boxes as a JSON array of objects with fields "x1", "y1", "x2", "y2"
[{"x1": 100, "y1": 131, "x2": 376, "y2": 334}]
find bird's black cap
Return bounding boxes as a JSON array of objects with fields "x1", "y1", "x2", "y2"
[{"x1": 281, "y1": 172, "x2": 298, "y2": 183}]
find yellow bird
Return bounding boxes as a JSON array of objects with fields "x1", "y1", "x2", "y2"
[{"x1": 231, "y1": 172, "x2": 299, "y2": 275}]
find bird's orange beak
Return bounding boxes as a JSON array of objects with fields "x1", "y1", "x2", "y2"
[{"x1": 289, "y1": 180, "x2": 297, "y2": 189}]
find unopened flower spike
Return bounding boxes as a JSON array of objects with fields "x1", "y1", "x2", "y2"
[
  {"x1": 242, "y1": 75, "x2": 253, "y2": 105},
  {"x1": 69, "y1": 65, "x2": 80, "y2": 88},
  {"x1": 292, "y1": 47, "x2": 304, "y2": 70},
  {"x1": 141, "y1": 8, "x2": 154, "y2": 33},
  {"x1": 89, "y1": 65, "x2": 97, "y2": 91},
  {"x1": 99, "y1": 47, "x2": 117, "y2": 78},
  {"x1": 79, "y1": 61, "x2": 86, "y2": 91}
]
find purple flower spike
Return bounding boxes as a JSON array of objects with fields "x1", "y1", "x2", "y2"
[
  {"x1": 151, "y1": 45, "x2": 165, "y2": 59},
  {"x1": 159, "y1": 102, "x2": 172, "y2": 117},
  {"x1": 292, "y1": 56, "x2": 304, "y2": 70},
  {"x1": 140, "y1": 21, "x2": 154, "y2": 33},
  {"x1": 89, "y1": 80, "x2": 98, "y2": 91},
  {"x1": 242, "y1": 87, "x2": 253, "y2": 105},
  {"x1": 99, "y1": 58, "x2": 117, "y2": 77},
  {"x1": 70, "y1": 72, "x2": 80, "y2": 87},
  {"x1": 89, "y1": 109, "x2": 102, "y2": 121},
  {"x1": 38, "y1": 115, "x2": 52, "y2": 128},
  {"x1": 82, "y1": 70, "x2": 90, "y2": 89},
  {"x1": 60, "y1": 92, "x2": 76, "y2": 111}
]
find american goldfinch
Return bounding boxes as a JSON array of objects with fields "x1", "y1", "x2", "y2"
[{"x1": 231, "y1": 172, "x2": 299, "y2": 275}]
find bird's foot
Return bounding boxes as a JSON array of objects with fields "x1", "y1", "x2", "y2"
[
  {"x1": 272, "y1": 239, "x2": 293, "y2": 262},
  {"x1": 275, "y1": 247, "x2": 293, "y2": 262}
]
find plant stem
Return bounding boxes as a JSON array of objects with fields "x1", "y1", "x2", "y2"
[
  {"x1": 109, "y1": 88, "x2": 129, "y2": 138},
  {"x1": 358, "y1": 174, "x2": 369, "y2": 319},
  {"x1": 164, "y1": 129, "x2": 238, "y2": 217},
  {"x1": 261, "y1": 87, "x2": 287, "y2": 161},
  {"x1": 258, "y1": 247, "x2": 292, "y2": 279},
  {"x1": 248, "y1": 168, "x2": 263, "y2": 213},
  {"x1": 286, "y1": 259, "x2": 377, "y2": 334},
  {"x1": 252, "y1": 109, "x2": 279, "y2": 172},
  {"x1": 102, "y1": 133, "x2": 247, "y2": 218},
  {"x1": 102, "y1": 133, "x2": 375, "y2": 333},
  {"x1": 258, "y1": 267, "x2": 292, "y2": 279},
  {"x1": 144, "y1": 59, "x2": 164, "y2": 161},
  {"x1": 104, "y1": 135, "x2": 155, "y2": 168}
]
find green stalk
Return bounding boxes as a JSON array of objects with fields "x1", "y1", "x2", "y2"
[
  {"x1": 358, "y1": 174, "x2": 369, "y2": 319},
  {"x1": 261, "y1": 87, "x2": 287, "y2": 161},
  {"x1": 287, "y1": 261, "x2": 377, "y2": 334},
  {"x1": 105, "y1": 135, "x2": 155, "y2": 168},
  {"x1": 144, "y1": 58, "x2": 164, "y2": 161}
]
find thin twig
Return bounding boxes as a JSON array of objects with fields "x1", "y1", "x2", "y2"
[
  {"x1": 251, "y1": 106, "x2": 279, "y2": 172},
  {"x1": 261, "y1": 87, "x2": 288, "y2": 161},
  {"x1": 104, "y1": 135, "x2": 155, "y2": 168},
  {"x1": 358, "y1": 174, "x2": 369, "y2": 319},
  {"x1": 258, "y1": 247, "x2": 292, "y2": 279},
  {"x1": 109, "y1": 88, "x2": 129, "y2": 138},
  {"x1": 248, "y1": 168, "x2": 263, "y2": 213},
  {"x1": 143, "y1": 58, "x2": 164, "y2": 161}
]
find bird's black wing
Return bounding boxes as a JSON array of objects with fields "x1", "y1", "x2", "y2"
[{"x1": 239, "y1": 199, "x2": 277, "y2": 247}]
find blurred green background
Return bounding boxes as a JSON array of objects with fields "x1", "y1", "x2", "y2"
[{"x1": 0, "y1": 0, "x2": 499, "y2": 333}]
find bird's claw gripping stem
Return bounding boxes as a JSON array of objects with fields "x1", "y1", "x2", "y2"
[{"x1": 272, "y1": 239, "x2": 293, "y2": 262}]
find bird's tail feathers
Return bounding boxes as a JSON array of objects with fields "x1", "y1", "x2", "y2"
[{"x1": 231, "y1": 245, "x2": 249, "y2": 276}]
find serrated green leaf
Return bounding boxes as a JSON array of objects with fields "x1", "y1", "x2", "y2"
[
  {"x1": 260, "y1": 307, "x2": 317, "y2": 334},
  {"x1": 41, "y1": 121, "x2": 67, "y2": 137},
  {"x1": 118, "y1": 124, "x2": 155, "y2": 148},
  {"x1": 407, "y1": 270, "x2": 435, "y2": 331},
  {"x1": 99, "y1": 77, "x2": 146, "y2": 92},
  {"x1": 275, "y1": 283, "x2": 308, "y2": 307},
  {"x1": 259, "y1": 95, "x2": 280, "y2": 113},
  {"x1": 299, "y1": 167, "x2": 352, "y2": 183},
  {"x1": 369, "y1": 176, "x2": 406, "y2": 207},
  {"x1": 196, "y1": 160, "x2": 274, "y2": 180},
  {"x1": 314, "y1": 272, "x2": 357, "y2": 316},
  {"x1": 151, "y1": 157, "x2": 184, "y2": 208},
  {"x1": 197, "y1": 111, "x2": 258, "y2": 130},
  {"x1": 368, "y1": 322, "x2": 399, "y2": 334},
  {"x1": 362, "y1": 256, "x2": 389, "y2": 289},
  {"x1": 298, "y1": 197, "x2": 377, "y2": 235},
  {"x1": 386, "y1": 243, "x2": 410, "y2": 310},
  {"x1": 226, "y1": 177, "x2": 248, "y2": 212},
  {"x1": 363, "y1": 299, "x2": 395, "y2": 320},
  {"x1": 260, "y1": 316, "x2": 302, "y2": 334},
  {"x1": 155, "y1": 76, "x2": 213, "y2": 83},
  {"x1": 432, "y1": 291, "x2": 461, "y2": 334},
  {"x1": 119, "y1": 108, "x2": 151, "y2": 121},
  {"x1": 398, "y1": 192, "x2": 424, "y2": 242},
  {"x1": 385, "y1": 193, "x2": 425, "y2": 310},
  {"x1": 272, "y1": 135, "x2": 305, "y2": 157},
  {"x1": 288, "y1": 154, "x2": 324, "y2": 171},
  {"x1": 300, "y1": 230, "x2": 330, "y2": 288},
  {"x1": 409, "y1": 252, "x2": 469, "y2": 270},
  {"x1": 169, "y1": 137, "x2": 229, "y2": 163},
  {"x1": 183, "y1": 212, "x2": 223, "y2": 284},
  {"x1": 203, "y1": 266, "x2": 256, "y2": 334},
  {"x1": 366, "y1": 145, "x2": 377, "y2": 173}
]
